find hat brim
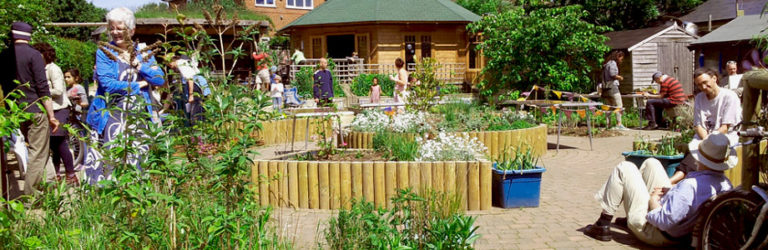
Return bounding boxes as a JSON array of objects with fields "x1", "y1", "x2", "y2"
[{"x1": 688, "y1": 139, "x2": 737, "y2": 171}]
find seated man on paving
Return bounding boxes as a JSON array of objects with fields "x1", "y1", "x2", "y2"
[
  {"x1": 643, "y1": 72, "x2": 686, "y2": 130},
  {"x1": 584, "y1": 132, "x2": 735, "y2": 246}
]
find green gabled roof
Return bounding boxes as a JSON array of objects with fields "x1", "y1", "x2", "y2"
[{"x1": 280, "y1": 0, "x2": 480, "y2": 31}]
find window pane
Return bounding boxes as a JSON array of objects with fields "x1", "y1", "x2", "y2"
[
  {"x1": 256, "y1": 0, "x2": 264, "y2": 4},
  {"x1": 306, "y1": 0, "x2": 313, "y2": 7},
  {"x1": 296, "y1": 0, "x2": 303, "y2": 7},
  {"x1": 267, "y1": 0, "x2": 274, "y2": 4},
  {"x1": 287, "y1": 0, "x2": 294, "y2": 6}
]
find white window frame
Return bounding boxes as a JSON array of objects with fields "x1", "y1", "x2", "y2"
[
  {"x1": 254, "y1": 0, "x2": 276, "y2": 7},
  {"x1": 286, "y1": 0, "x2": 314, "y2": 10}
]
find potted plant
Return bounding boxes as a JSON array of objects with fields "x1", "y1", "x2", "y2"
[
  {"x1": 625, "y1": 135, "x2": 685, "y2": 177},
  {"x1": 492, "y1": 147, "x2": 546, "y2": 208}
]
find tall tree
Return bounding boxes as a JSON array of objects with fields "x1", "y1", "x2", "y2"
[{"x1": 48, "y1": 0, "x2": 108, "y2": 41}]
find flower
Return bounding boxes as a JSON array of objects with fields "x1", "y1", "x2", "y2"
[{"x1": 416, "y1": 132, "x2": 486, "y2": 161}]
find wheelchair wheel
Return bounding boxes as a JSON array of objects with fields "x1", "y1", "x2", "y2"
[
  {"x1": 68, "y1": 128, "x2": 87, "y2": 166},
  {"x1": 694, "y1": 187, "x2": 765, "y2": 250}
]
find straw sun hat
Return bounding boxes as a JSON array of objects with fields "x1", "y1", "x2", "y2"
[{"x1": 688, "y1": 132, "x2": 738, "y2": 171}]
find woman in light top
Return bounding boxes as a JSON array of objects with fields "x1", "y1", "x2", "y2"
[{"x1": 389, "y1": 58, "x2": 409, "y2": 106}]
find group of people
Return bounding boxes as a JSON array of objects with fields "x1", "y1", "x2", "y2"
[
  {"x1": 1, "y1": 22, "x2": 91, "y2": 192},
  {"x1": 587, "y1": 51, "x2": 767, "y2": 246}
]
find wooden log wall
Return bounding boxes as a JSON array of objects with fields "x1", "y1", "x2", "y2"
[
  {"x1": 252, "y1": 159, "x2": 492, "y2": 211},
  {"x1": 344, "y1": 124, "x2": 548, "y2": 160},
  {"x1": 250, "y1": 118, "x2": 331, "y2": 146}
]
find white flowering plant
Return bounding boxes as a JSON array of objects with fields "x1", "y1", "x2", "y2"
[
  {"x1": 349, "y1": 109, "x2": 391, "y2": 132},
  {"x1": 416, "y1": 133, "x2": 487, "y2": 161},
  {"x1": 349, "y1": 109, "x2": 432, "y2": 133}
]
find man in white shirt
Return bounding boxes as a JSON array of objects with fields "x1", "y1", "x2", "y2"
[{"x1": 720, "y1": 61, "x2": 743, "y2": 96}]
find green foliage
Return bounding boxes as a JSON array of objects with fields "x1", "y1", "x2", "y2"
[
  {"x1": 435, "y1": 101, "x2": 536, "y2": 132},
  {"x1": 495, "y1": 147, "x2": 539, "y2": 171},
  {"x1": 0, "y1": 0, "x2": 51, "y2": 51},
  {"x1": 468, "y1": 5, "x2": 610, "y2": 100},
  {"x1": 47, "y1": 0, "x2": 107, "y2": 41},
  {"x1": 409, "y1": 58, "x2": 448, "y2": 112},
  {"x1": 456, "y1": 0, "x2": 513, "y2": 15},
  {"x1": 38, "y1": 37, "x2": 98, "y2": 83},
  {"x1": 0, "y1": 84, "x2": 34, "y2": 151},
  {"x1": 633, "y1": 135, "x2": 683, "y2": 156},
  {"x1": 323, "y1": 189, "x2": 478, "y2": 249},
  {"x1": 440, "y1": 84, "x2": 461, "y2": 95},
  {"x1": 350, "y1": 74, "x2": 395, "y2": 97},
  {"x1": 548, "y1": 0, "x2": 703, "y2": 30},
  {"x1": 291, "y1": 66, "x2": 314, "y2": 98},
  {"x1": 372, "y1": 132, "x2": 419, "y2": 161},
  {"x1": 135, "y1": 1, "x2": 271, "y2": 24}
]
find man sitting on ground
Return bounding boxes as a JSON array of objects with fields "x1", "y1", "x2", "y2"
[
  {"x1": 643, "y1": 72, "x2": 687, "y2": 130},
  {"x1": 584, "y1": 132, "x2": 735, "y2": 246}
]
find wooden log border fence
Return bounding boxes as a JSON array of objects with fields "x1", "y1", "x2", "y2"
[{"x1": 252, "y1": 159, "x2": 492, "y2": 211}]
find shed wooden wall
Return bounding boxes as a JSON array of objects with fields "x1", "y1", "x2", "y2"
[
  {"x1": 629, "y1": 28, "x2": 696, "y2": 94},
  {"x1": 288, "y1": 23, "x2": 470, "y2": 65}
]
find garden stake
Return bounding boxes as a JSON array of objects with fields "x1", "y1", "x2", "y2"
[
  {"x1": 587, "y1": 108, "x2": 593, "y2": 151},
  {"x1": 557, "y1": 105, "x2": 562, "y2": 152}
]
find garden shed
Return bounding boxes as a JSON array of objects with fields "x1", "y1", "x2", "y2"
[
  {"x1": 604, "y1": 22, "x2": 698, "y2": 95},
  {"x1": 278, "y1": 0, "x2": 482, "y2": 84}
]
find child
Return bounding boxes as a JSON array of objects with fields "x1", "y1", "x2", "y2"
[
  {"x1": 169, "y1": 55, "x2": 209, "y2": 125},
  {"x1": 65, "y1": 69, "x2": 89, "y2": 117},
  {"x1": 271, "y1": 75, "x2": 285, "y2": 111},
  {"x1": 370, "y1": 77, "x2": 381, "y2": 103}
]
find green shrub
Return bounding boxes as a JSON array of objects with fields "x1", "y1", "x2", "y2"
[
  {"x1": 495, "y1": 147, "x2": 539, "y2": 171},
  {"x1": 372, "y1": 132, "x2": 419, "y2": 161},
  {"x1": 350, "y1": 74, "x2": 395, "y2": 97},
  {"x1": 291, "y1": 67, "x2": 314, "y2": 98},
  {"x1": 43, "y1": 37, "x2": 98, "y2": 83},
  {"x1": 440, "y1": 84, "x2": 461, "y2": 95},
  {"x1": 323, "y1": 189, "x2": 478, "y2": 249}
]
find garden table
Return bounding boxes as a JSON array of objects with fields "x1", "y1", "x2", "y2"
[{"x1": 505, "y1": 100, "x2": 604, "y2": 152}]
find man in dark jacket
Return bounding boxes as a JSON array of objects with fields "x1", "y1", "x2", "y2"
[
  {"x1": 313, "y1": 58, "x2": 334, "y2": 107},
  {"x1": 0, "y1": 22, "x2": 60, "y2": 195}
]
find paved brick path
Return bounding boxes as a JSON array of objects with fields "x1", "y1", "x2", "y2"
[{"x1": 265, "y1": 129, "x2": 684, "y2": 249}]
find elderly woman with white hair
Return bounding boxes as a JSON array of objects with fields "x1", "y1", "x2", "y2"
[{"x1": 84, "y1": 7, "x2": 165, "y2": 185}]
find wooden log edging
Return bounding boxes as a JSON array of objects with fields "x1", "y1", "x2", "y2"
[
  {"x1": 252, "y1": 159, "x2": 493, "y2": 211},
  {"x1": 249, "y1": 118, "x2": 331, "y2": 146},
  {"x1": 343, "y1": 124, "x2": 548, "y2": 160}
]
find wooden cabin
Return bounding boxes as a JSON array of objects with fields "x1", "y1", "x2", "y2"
[
  {"x1": 278, "y1": 0, "x2": 481, "y2": 84},
  {"x1": 689, "y1": 15, "x2": 768, "y2": 74},
  {"x1": 604, "y1": 23, "x2": 699, "y2": 95}
]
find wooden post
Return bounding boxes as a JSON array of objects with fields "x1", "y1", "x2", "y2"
[
  {"x1": 298, "y1": 161, "x2": 309, "y2": 208},
  {"x1": 363, "y1": 162, "x2": 374, "y2": 202},
  {"x1": 491, "y1": 131, "x2": 499, "y2": 160},
  {"x1": 484, "y1": 133, "x2": 494, "y2": 160},
  {"x1": 409, "y1": 162, "x2": 420, "y2": 194},
  {"x1": 308, "y1": 161, "x2": 320, "y2": 209},
  {"x1": 480, "y1": 161, "x2": 492, "y2": 210},
  {"x1": 373, "y1": 162, "x2": 386, "y2": 208},
  {"x1": 288, "y1": 161, "x2": 299, "y2": 208},
  {"x1": 467, "y1": 161, "x2": 480, "y2": 211},
  {"x1": 397, "y1": 161, "x2": 409, "y2": 191},
  {"x1": 318, "y1": 162, "x2": 330, "y2": 209},
  {"x1": 279, "y1": 161, "x2": 288, "y2": 207},
  {"x1": 456, "y1": 161, "x2": 468, "y2": 210},
  {"x1": 432, "y1": 161, "x2": 444, "y2": 193},
  {"x1": 385, "y1": 162, "x2": 397, "y2": 208},
  {"x1": 352, "y1": 162, "x2": 363, "y2": 200},
  {"x1": 504, "y1": 131, "x2": 514, "y2": 158},
  {"x1": 340, "y1": 162, "x2": 352, "y2": 209},
  {"x1": 251, "y1": 161, "x2": 261, "y2": 205},
  {"x1": 420, "y1": 162, "x2": 432, "y2": 194},
  {"x1": 329, "y1": 162, "x2": 341, "y2": 209},
  {"x1": 268, "y1": 161, "x2": 278, "y2": 206},
  {"x1": 444, "y1": 161, "x2": 456, "y2": 194},
  {"x1": 258, "y1": 161, "x2": 269, "y2": 206}
]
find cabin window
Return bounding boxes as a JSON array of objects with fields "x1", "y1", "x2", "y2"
[
  {"x1": 312, "y1": 37, "x2": 323, "y2": 58},
  {"x1": 404, "y1": 35, "x2": 416, "y2": 66},
  {"x1": 356, "y1": 34, "x2": 369, "y2": 62},
  {"x1": 469, "y1": 36, "x2": 481, "y2": 69},
  {"x1": 255, "y1": 0, "x2": 275, "y2": 7},
  {"x1": 420, "y1": 35, "x2": 432, "y2": 59},
  {"x1": 287, "y1": 0, "x2": 313, "y2": 9}
]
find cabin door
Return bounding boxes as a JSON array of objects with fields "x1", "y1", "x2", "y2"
[{"x1": 658, "y1": 42, "x2": 695, "y2": 94}]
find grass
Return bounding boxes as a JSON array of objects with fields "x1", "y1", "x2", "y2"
[{"x1": 135, "y1": 2, "x2": 272, "y2": 24}]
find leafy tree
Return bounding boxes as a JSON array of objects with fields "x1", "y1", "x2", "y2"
[
  {"x1": 467, "y1": 5, "x2": 610, "y2": 101},
  {"x1": 546, "y1": 0, "x2": 703, "y2": 30},
  {"x1": 47, "y1": 0, "x2": 108, "y2": 41},
  {"x1": 455, "y1": 0, "x2": 513, "y2": 15},
  {"x1": 0, "y1": 0, "x2": 51, "y2": 51}
]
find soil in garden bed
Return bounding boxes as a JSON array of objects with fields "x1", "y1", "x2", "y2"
[
  {"x1": 291, "y1": 150, "x2": 390, "y2": 161},
  {"x1": 547, "y1": 126, "x2": 623, "y2": 138}
]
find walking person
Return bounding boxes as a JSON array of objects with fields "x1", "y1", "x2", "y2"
[
  {"x1": 313, "y1": 58, "x2": 334, "y2": 107},
  {"x1": 33, "y1": 43, "x2": 78, "y2": 185},
  {"x1": 601, "y1": 51, "x2": 627, "y2": 130},
  {"x1": 0, "y1": 22, "x2": 60, "y2": 195},
  {"x1": 390, "y1": 58, "x2": 409, "y2": 108},
  {"x1": 84, "y1": 7, "x2": 165, "y2": 185},
  {"x1": 643, "y1": 72, "x2": 686, "y2": 130}
]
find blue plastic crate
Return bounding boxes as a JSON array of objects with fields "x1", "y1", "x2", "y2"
[
  {"x1": 492, "y1": 164, "x2": 546, "y2": 208},
  {"x1": 621, "y1": 151, "x2": 684, "y2": 177}
]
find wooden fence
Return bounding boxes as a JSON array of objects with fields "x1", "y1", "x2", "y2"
[
  {"x1": 249, "y1": 118, "x2": 331, "y2": 146},
  {"x1": 343, "y1": 124, "x2": 548, "y2": 160},
  {"x1": 289, "y1": 59, "x2": 466, "y2": 85},
  {"x1": 252, "y1": 159, "x2": 492, "y2": 211}
]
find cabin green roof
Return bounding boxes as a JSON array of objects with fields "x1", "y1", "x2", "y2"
[{"x1": 280, "y1": 0, "x2": 480, "y2": 31}]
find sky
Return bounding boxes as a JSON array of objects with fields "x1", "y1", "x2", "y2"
[{"x1": 89, "y1": 0, "x2": 165, "y2": 11}]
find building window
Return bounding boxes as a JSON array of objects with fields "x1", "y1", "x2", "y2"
[
  {"x1": 312, "y1": 37, "x2": 322, "y2": 58},
  {"x1": 469, "y1": 36, "x2": 480, "y2": 69},
  {"x1": 287, "y1": 0, "x2": 313, "y2": 9},
  {"x1": 356, "y1": 34, "x2": 369, "y2": 62},
  {"x1": 255, "y1": 0, "x2": 275, "y2": 7},
  {"x1": 404, "y1": 35, "x2": 416, "y2": 66},
  {"x1": 420, "y1": 35, "x2": 432, "y2": 59}
]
